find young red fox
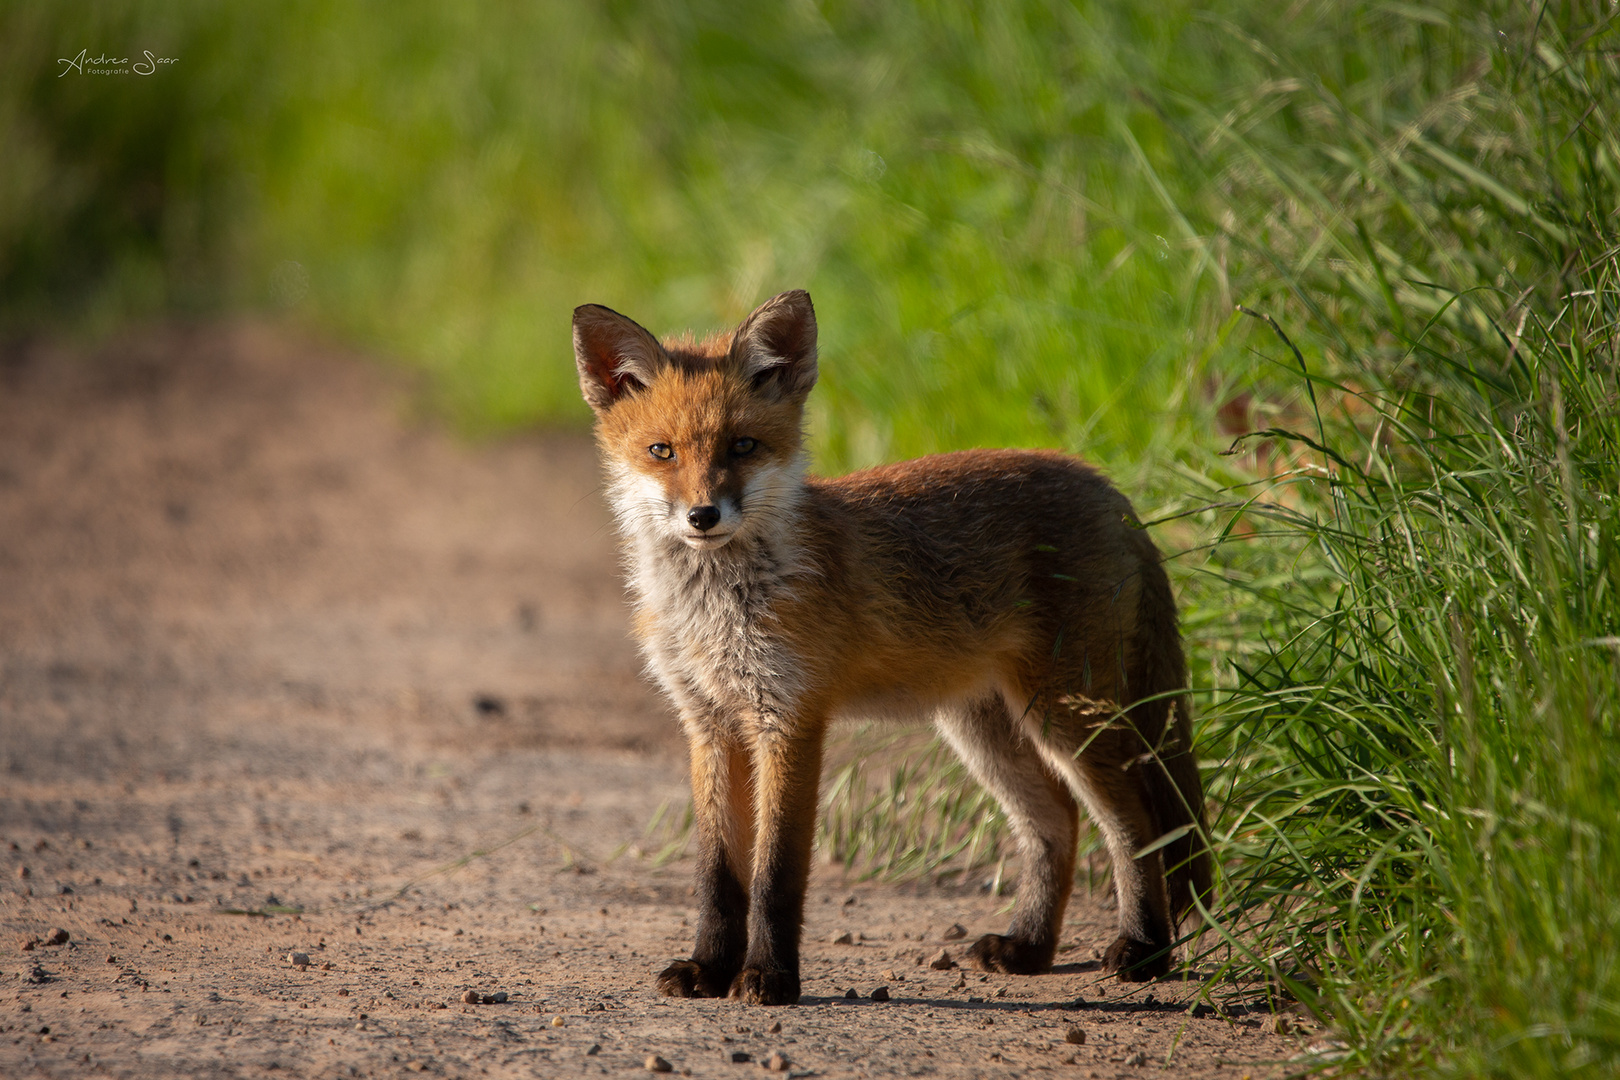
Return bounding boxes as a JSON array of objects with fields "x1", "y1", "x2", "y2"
[{"x1": 574, "y1": 290, "x2": 1210, "y2": 1006}]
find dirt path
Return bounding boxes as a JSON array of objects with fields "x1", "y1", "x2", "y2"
[{"x1": 1, "y1": 325, "x2": 1311, "y2": 1078}]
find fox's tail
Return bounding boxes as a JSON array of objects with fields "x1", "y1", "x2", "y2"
[{"x1": 1131, "y1": 534, "x2": 1213, "y2": 928}]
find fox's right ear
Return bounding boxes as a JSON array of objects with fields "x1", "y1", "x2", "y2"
[
  {"x1": 573, "y1": 304, "x2": 665, "y2": 413},
  {"x1": 730, "y1": 290, "x2": 818, "y2": 402}
]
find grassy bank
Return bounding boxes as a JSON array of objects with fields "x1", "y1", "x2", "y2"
[
  {"x1": 1180, "y1": 6, "x2": 1619, "y2": 1074},
  {"x1": 6, "y1": 2, "x2": 1618, "y2": 1076}
]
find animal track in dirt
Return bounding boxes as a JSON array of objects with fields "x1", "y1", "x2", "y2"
[{"x1": 0, "y1": 324, "x2": 1304, "y2": 1077}]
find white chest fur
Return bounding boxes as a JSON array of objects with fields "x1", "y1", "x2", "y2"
[{"x1": 626, "y1": 530, "x2": 808, "y2": 727}]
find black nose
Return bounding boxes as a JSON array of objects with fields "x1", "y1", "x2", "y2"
[{"x1": 687, "y1": 505, "x2": 721, "y2": 532}]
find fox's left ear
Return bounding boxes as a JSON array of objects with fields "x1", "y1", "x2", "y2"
[{"x1": 730, "y1": 290, "x2": 818, "y2": 402}]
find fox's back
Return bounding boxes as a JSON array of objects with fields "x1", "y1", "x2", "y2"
[
  {"x1": 812, "y1": 447, "x2": 1140, "y2": 574},
  {"x1": 784, "y1": 448, "x2": 1161, "y2": 716}
]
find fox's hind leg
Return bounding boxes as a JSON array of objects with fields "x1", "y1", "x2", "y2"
[
  {"x1": 935, "y1": 695, "x2": 1079, "y2": 975},
  {"x1": 1020, "y1": 709, "x2": 1175, "y2": 981},
  {"x1": 657, "y1": 728, "x2": 755, "y2": 998}
]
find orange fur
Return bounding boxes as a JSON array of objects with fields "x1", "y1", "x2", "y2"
[{"x1": 575, "y1": 291, "x2": 1210, "y2": 1005}]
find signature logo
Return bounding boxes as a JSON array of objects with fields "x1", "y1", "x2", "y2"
[{"x1": 57, "y1": 49, "x2": 178, "y2": 77}]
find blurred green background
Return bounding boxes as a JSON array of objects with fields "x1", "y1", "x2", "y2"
[{"x1": 2, "y1": 0, "x2": 1285, "y2": 467}]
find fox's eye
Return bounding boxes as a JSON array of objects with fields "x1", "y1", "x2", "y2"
[
  {"x1": 731, "y1": 437, "x2": 758, "y2": 456},
  {"x1": 648, "y1": 443, "x2": 673, "y2": 460}
]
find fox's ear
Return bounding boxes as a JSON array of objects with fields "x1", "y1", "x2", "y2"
[
  {"x1": 730, "y1": 290, "x2": 817, "y2": 401},
  {"x1": 573, "y1": 304, "x2": 665, "y2": 413}
]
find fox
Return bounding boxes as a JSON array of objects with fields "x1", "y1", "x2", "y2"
[{"x1": 573, "y1": 290, "x2": 1210, "y2": 1006}]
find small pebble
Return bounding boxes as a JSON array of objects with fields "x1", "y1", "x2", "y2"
[
  {"x1": 18, "y1": 937, "x2": 39, "y2": 952},
  {"x1": 16, "y1": 866, "x2": 28, "y2": 879},
  {"x1": 285, "y1": 951, "x2": 310, "y2": 967},
  {"x1": 488, "y1": 991, "x2": 508, "y2": 1004},
  {"x1": 870, "y1": 986, "x2": 890, "y2": 1002},
  {"x1": 768, "y1": 1021, "x2": 782, "y2": 1034},
  {"x1": 729, "y1": 1051, "x2": 752, "y2": 1063},
  {"x1": 1125, "y1": 1051, "x2": 1147, "y2": 1066},
  {"x1": 551, "y1": 1015, "x2": 566, "y2": 1027},
  {"x1": 1269, "y1": 1014, "x2": 1293, "y2": 1035},
  {"x1": 830, "y1": 930, "x2": 854, "y2": 945},
  {"x1": 645, "y1": 1054, "x2": 672, "y2": 1073},
  {"x1": 843, "y1": 987, "x2": 857, "y2": 999},
  {"x1": 46, "y1": 928, "x2": 69, "y2": 946},
  {"x1": 1064, "y1": 1026, "x2": 1086, "y2": 1045},
  {"x1": 942, "y1": 923, "x2": 967, "y2": 940},
  {"x1": 587, "y1": 1044, "x2": 601, "y2": 1056},
  {"x1": 462, "y1": 990, "x2": 480, "y2": 1004},
  {"x1": 763, "y1": 1052, "x2": 790, "y2": 1072},
  {"x1": 928, "y1": 948, "x2": 954, "y2": 970}
]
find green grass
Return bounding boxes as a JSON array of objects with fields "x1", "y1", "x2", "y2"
[
  {"x1": 6, "y1": 2, "x2": 1619, "y2": 1076},
  {"x1": 1182, "y1": 8, "x2": 1620, "y2": 1068}
]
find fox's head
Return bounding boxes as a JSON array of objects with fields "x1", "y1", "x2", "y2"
[{"x1": 573, "y1": 290, "x2": 817, "y2": 552}]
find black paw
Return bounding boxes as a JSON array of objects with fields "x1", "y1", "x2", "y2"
[
  {"x1": 1102, "y1": 935, "x2": 1171, "y2": 981},
  {"x1": 965, "y1": 933, "x2": 1055, "y2": 975},
  {"x1": 728, "y1": 966, "x2": 800, "y2": 1006},
  {"x1": 655, "y1": 959, "x2": 734, "y2": 998}
]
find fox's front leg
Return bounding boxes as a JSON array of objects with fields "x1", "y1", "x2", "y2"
[
  {"x1": 730, "y1": 717, "x2": 826, "y2": 1006},
  {"x1": 657, "y1": 732, "x2": 755, "y2": 998}
]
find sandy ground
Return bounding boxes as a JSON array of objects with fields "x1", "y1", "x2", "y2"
[{"x1": 0, "y1": 324, "x2": 1319, "y2": 1078}]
